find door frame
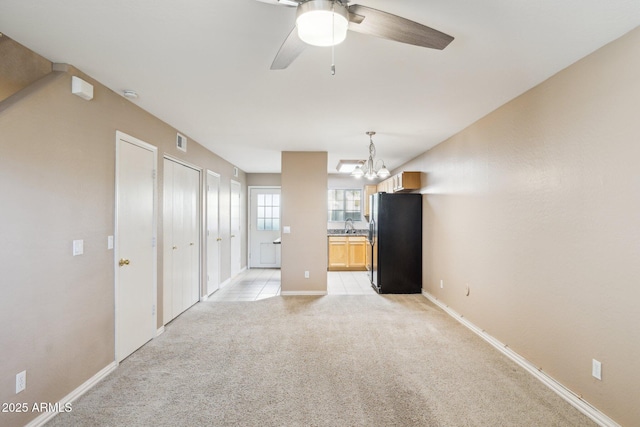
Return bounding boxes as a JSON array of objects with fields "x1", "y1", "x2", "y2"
[
  {"x1": 163, "y1": 154, "x2": 204, "y2": 303},
  {"x1": 248, "y1": 186, "x2": 282, "y2": 269},
  {"x1": 114, "y1": 130, "x2": 158, "y2": 363}
]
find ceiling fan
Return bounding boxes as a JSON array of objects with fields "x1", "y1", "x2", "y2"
[{"x1": 257, "y1": 0, "x2": 454, "y2": 70}]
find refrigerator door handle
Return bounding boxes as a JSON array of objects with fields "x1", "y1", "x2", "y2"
[{"x1": 368, "y1": 220, "x2": 374, "y2": 243}]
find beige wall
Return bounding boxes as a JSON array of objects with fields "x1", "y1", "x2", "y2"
[
  {"x1": 0, "y1": 34, "x2": 51, "y2": 102},
  {"x1": 398, "y1": 27, "x2": 640, "y2": 426},
  {"x1": 281, "y1": 152, "x2": 328, "y2": 293},
  {"x1": 246, "y1": 173, "x2": 281, "y2": 187},
  {"x1": 0, "y1": 40, "x2": 246, "y2": 427}
]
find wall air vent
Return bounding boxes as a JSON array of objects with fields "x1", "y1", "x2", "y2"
[{"x1": 176, "y1": 133, "x2": 187, "y2": 152}]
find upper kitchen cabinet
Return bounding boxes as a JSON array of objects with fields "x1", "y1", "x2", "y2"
[
  {"x1": 363, "y1": 184, "x2": 377, "y2": 219},
  {"x1": 377, "y1": 171, "x2": 421, "y2": 193}
]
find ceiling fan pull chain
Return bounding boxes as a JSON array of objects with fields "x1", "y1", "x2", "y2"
[
  {"x1": 331, "y1": 1, "x2": 336, "y2": 75},
  {"x1": 331, "y1": 46, "x2": 336, "y2": 75}
]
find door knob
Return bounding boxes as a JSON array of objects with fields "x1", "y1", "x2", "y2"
[
  {"x1": 119, "y1": 258, "x2": 130, "y2": 267},
  {"x1": 172, "y1": 246, "x2": 177, "y2": 250},
  {"x1": 231, "y1": 234, "x2": 236, "y2": 238},
  {"x1": 190, "y1": 242, "x2": 194, "y2": 246},
  {"x1": 216, "y1": 237, "x2": 222, "y2": 241}
]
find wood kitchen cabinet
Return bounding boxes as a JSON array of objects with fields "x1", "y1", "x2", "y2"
[
  {"x1": 377, "y1": 171, "x2": 421, "y2": 193},
  {"x1": 348, "y1": 237, "x2": 367, "y2": 269},
  {"x1": 365, "y1": 237, "x2": 372, "y2": 271},
  {"x1": 328, "y1": 236, "x2": 367, "y2": 271},
  {"x1": 328, "y1": 236, "x2": 348, "y2": 268},
  {"x1": 376, "y1": 178, "x2": 392, "y2": 193},
  {"x1": 363, "y1": 184, "x2": 377, "y2": 219},
  {"x1": 393, "y1": 171, "x2": 421, "y2": 192}
]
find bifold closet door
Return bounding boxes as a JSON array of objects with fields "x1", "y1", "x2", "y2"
[
  {"x1": 163, "y1": 159, "x2": 200, "y2": 324},
  {"x1": 181, "y1": 164, "x2": 199, "y2": 308}
]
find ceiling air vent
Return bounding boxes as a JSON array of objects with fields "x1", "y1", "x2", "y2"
[{"x1": 176, "y1": 133, "x2": 187, "y2": 152}]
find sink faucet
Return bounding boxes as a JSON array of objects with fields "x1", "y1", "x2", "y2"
[{"x1": 344, "y1": 217, "x2": 355, "y2": 234}]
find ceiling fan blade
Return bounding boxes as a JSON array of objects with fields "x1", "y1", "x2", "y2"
[
  {"x1": 347, "y1": 5, "x2": 454, "y2": 50},
  {"x1": 270, "y1": 26, "x2": 307, "y2": 70},
  {"x1": 255, "y1": 0, "x2": 300, "y2": 7}
]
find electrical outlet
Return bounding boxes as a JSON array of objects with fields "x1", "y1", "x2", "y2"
[
  {"x1": 16, "y1": 370, "x2": 26, "y2": 394},
  {"x1": 304, "y1": 271, "x2": 310, "y2": 279},
  {"x1": 592, "y1": 359, "x2": 602, "y2": 380}
]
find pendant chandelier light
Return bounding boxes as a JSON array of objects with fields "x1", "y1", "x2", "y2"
[{"x1": 351, "y1": 131, "x2": 390, "y2": 180}]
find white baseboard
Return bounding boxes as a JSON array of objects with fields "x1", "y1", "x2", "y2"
[
  {"x1": 280, "y1": 291, "x2": 327, "y2": 296},
  {"x1": 422, "y1": 291, "x2": 620, "y2": 427},
  {"x1": 156, "y1": 326, "x2": 165, "y2": 337},
  {"x1": 219, "y1": 277, "x2": 231, "y2": 290},
  {"x1": 25, "y1": 361, "x2": 117, "y2": 427}
]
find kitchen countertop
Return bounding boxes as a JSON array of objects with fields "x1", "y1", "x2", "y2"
[{"x1": 327, "y1": 229, "x2": 368, "y2": 236}]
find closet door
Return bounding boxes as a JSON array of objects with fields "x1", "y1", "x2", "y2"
[
  {"x1": 206, "y1": 171, "x2": 221, "y2": 295},
  {"x1": 230, "y1": 180, "x2": 242, "y2": 277},
  {"x1": 162, "y1": 159, "x2": 175, "y2": 325},
  {"x1": 172, "y1": 161, "x2": 187, "y2": 317},
  {"x1": 163, "y1": 158, "x2": 200, "y2": 324},
  {"x1": 183, "y1": 165, "x2": 200, "y2": 308}
]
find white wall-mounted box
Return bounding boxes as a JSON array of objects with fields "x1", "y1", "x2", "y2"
[{"x1": 72, "y1": 76, "x2": 94, "y2": 100}]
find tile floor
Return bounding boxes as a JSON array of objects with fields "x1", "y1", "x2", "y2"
[{"x1": 206, "y1": 269, "x2": 376, "y2": 302}]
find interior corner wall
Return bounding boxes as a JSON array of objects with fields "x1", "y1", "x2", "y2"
[
  {"x1": 0, "y1": 41, "x2": 246, "y2": 427},
  {"x1": 281, "y1": 152, "x2": 328, "y2": 293},
  {"x1": 0, "y1": 34, "x2": 51, "y2": 101},
  {"x1": 399, "y1": 27, "x2": 640, "y2": 426}
]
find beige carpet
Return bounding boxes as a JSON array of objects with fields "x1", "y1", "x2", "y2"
[{"x1": 47, "y1": 295, "x2": 595, "y2": 426}]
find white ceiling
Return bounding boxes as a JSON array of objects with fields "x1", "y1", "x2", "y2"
[{"x1": 1, "y1": 1, "x2": 638, "y2": 173}]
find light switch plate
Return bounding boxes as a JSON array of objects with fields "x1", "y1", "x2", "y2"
[
  {"x1": 16, "y1": 370, "x2": 26, "y2": 394},
  {"x1": 592, "y1": 359, "x2": 602, "y2": 380},
  {"x1": 283, "y1": 226, "x2": 291, "y2": 234},
  {"x1": 73, "y1": 239, "x2": 84, "y2": 256},
  {"x1": 107, "y1": 235, "x2": 114, "y2": 250}
]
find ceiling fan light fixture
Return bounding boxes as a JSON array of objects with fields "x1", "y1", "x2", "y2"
[{"x1": 296, "y1": 0, "x2": 349, "y2": 47}]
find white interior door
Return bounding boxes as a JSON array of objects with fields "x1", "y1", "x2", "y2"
[
  {"x1": 163, "y1": 158, "x2": 200, "y2": 324},
  {"x1": 230, "y1": 180, "x2": 241, "y2": 277},
  {"x1": 116, "y1": 132, "x2": 156, "y2": 362},
  {"x1": 162, "y1": 159, "x2": 174, "y2": 325},
  {"x1": 184, "y1": 165, "x2": 200, "y2": 306},
  {"x1": 249, "y1": 187, "x2": 281, "y2": 268},
  {"x1": 206, "y1": 171, "x2": 221, "y2": 295}
]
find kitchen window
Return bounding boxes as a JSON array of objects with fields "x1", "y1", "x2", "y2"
[{"x1": 328, "y1": 189, "x2": 362, "y2": 222}]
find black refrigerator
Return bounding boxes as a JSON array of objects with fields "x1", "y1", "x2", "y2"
[{"x1": 369, "y1": 192, "x2": 422, "y2": 294}]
